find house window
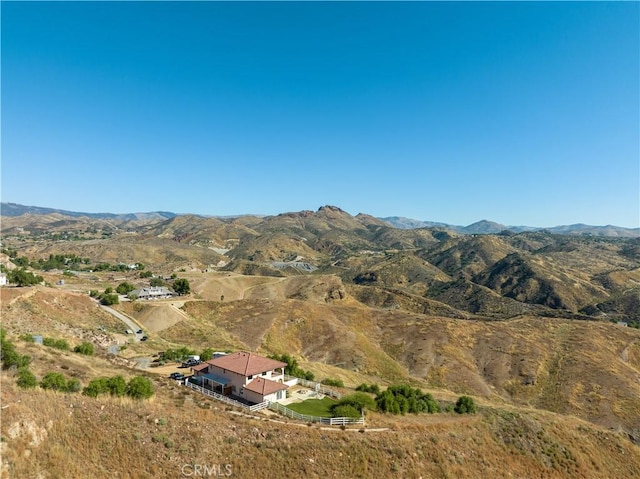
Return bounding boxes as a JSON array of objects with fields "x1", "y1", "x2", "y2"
[{"x1": 248, "y1": 375, "x2": 253, "y2": 380}]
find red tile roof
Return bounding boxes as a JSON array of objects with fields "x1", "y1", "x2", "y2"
[
  {"x1": 191, "y1": 363, "x2": 209, "y2": 372},
  {"x1": 207, "y1": 351, "x2": 287, "y2": 376},
  {"x1": 244, "y1": 377, "x2": 288, "y2": 395}
]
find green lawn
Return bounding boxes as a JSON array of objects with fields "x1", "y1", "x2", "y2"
[{"x1": 286, "y1": 397, "x2": 338, "y2": 417}]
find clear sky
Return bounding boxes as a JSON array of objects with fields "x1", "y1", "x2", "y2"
[{"x1": 2, "y1": 1, "x2": 638, "y2": 227}]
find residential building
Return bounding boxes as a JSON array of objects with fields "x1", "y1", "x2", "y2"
[
  {"x1": 191, "y1": 351, "x2": 288, "y2": 404},
  {"x1": 130, "y1": 286, "x2": 173, "y2": 300}
]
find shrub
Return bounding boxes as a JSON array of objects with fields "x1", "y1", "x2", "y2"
[
  {"x1": 83, "y1": 378, "x2": 109, "y2": 398},
  {"x1": 19, "y1": 334, "x2": 35, "y2": 343},
  {"x1": 334, "y1": 392, "x2": 376, "y2": 413},
  {"x1": 107, "y1": 376, "x2": 127, "y2": 397},
  {"x1": 162, "y1": 347, "x2": 197, "y2": 361},
  {"x1": 43, "y1": 337, "x2": 70, "y2": 351},
  {"x1": 100, "y1": 293, "x2": 119, "y2": 306},
  {"x1": 173, "y1": 278, "x2": 190, "y2": 295},
  {"x1": 126, "y1": 376, "x2": 154, "y2": 399},
  {"x1": 321, "y1": 378, "x2": 344, "y2": 388},
  {"x1": 66, "y1": 378, "x2": 82, "y2": 393},
  {"x1": 355, "y1": 383, "x2": 380, "y2": 395},
  {"x1": 1, "y1": 330, "x2": 31, "y2": 370},
  {"x1": 74, "y1": 342, "x2": 94, "y2": 356},
  {"x1": 268, "y1": 353, "x2": 314, "y2": 380},
  {"x1": 16, "y1": 368, "x2": 37, "y2": 389},
  {"x1": 332, "y1": 405, "x2": 361, "y2": 418},
  {"x1": 375, "y1": 385, "x2": 440, "y2": 415},
  {"x1": 40, "y1": 372, "x2": 69, "y2": 391},
  {"x1": 116, "y1": 282, "x2": 135, "y2": 295},
  {"x1": 454, "y1": 395, "x2": 477, "y2": 414}
]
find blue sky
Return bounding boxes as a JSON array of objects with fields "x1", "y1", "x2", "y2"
[{"x1": 2, "y1": 1, "x2": 638, "y2": 227}]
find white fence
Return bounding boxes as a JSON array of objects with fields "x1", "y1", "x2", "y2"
[
  {"x1": 283, "y1": 375, "x2": 343, "y2": 399},
  {"x1": 185, "y1": 376, "x2": 363, "y2": 425},
  {"x1": 268, "y1": 401, "x2": 364, "y2": 426},
  {"x1": 185, "y1": 381, "x2": 269, "y2": 412}
]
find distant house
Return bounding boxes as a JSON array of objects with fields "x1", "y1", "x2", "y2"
[
  {"x1": 617, "y1": 321, "x2": 628, "y2": 327},
  {"x1": 131, "y1": 286, "x2": 173, "y2": 300},
  {"x1": 191, "y1": 351, "x2": 288, "y2": 404},
  {"x1": 0, "y1": 273, "x2": 6, "y2": 286}
]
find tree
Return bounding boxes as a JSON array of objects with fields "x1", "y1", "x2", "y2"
[
  {"x1": 126, "y1": 376, "x2": 154, "y2": 399},
  {"x1": 100, "y1": 293, "x2": 119, "y2": 306},
  {"x1": 116, "y1": 282, "x2": 135, "y2": 295},
  {"x1": 454, "y1": 395, "x2": 477, "y2": 414},
  {"x1": 200, "y1": 347, "x2": 215, "y2": 362},
  {"x1": 375, "y1": 385, "x2": 440, "y2": 415},
  {"x1": 173, "y1": 278, "x2": 190, "y2": 296},
  {"x1": 7, "y1": 268, "x2": 43, "y2": 287},
  {"x1": 150, "y1": 277, "x2": 164, "y2": 287}
]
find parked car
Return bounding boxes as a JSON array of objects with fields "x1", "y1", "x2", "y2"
[
  {"x1": 140, "y1": 336, "x2": 148, "y2": 341},
  {"x1": 181, "y1": 358, "x2": 201, "y2": 368},
  {"x1": 169, "y1": 372, "x2": 185, "y2": 380},
  {"x1": 136, "y1": 329, "x2": 143, "y2": 334}
]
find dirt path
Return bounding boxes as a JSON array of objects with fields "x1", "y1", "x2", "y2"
[
  {"x1": 241, "y1": 277, "x2": 288, "y2": 300},
  {"x1": 7, "y1": 288, "x2": 38, "y2": 306}
]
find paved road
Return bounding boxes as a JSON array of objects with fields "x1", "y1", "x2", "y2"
[{"x1": 99, "y1": 304, "x2": 145, "y2": 342}]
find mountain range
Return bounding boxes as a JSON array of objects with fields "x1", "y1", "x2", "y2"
[{"x1": 3, "y1": 202, "x2": 638, "y2": 237}]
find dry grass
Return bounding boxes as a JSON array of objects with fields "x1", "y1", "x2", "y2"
[{"x1": 2, "y1": 372, "x2": 639, "y2": 479}]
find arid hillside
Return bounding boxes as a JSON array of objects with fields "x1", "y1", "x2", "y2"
[
  {"x1": 3, "y1": 206, "x2": 639, "y2": 321},
  {"x1": 1, "y1": 208, "x2": 640, "y2": 477}
]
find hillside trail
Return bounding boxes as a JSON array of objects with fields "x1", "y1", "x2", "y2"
[
  {"x1": 241, "y1": 277, "x2": 288, "y2": 300},
  {"x1": 168, "y1": 301, "x2": 192, "y2": 321},
  {"x1": 7, "y1": 288, "x2": 38, "y2": 306}
]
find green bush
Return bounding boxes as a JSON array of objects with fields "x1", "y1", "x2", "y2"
[
  {"x1": 126, "y1": 376, "x2": 154, "y2": 399},
  {"x1": 19, "y1": 334, "x2": 35, "y2": 343},
  {"x1": 16, "y1": 368, "x2": 37, "y2": 389},
  {"x1": 321, "y1": 378, "x2": 344, "y2": 388},
  {"x1": 355, "y1": 383, "x2": 380, "y2": 395},
  {"x1": 454, "y1": 395, "x2": 477, "y2": 414},
  {"x1": 83, "y1": 378, "x2": 109, "y2": 398},
  {"x1": 74, "y1": 342, "x2": 94, "y2": 356},
  {"x1": 375, "y1": 385, "x2": 440, "y2": 415},
  {"x1": 100, "y1": 293, "x2": 119, "y2": 306},
  {"x1": 332, "y1": 404, "x2": 361, "y2": 418},
  {"x1": 116, "y1": 282, "x2": 135, "y2": 295},
  {"x1": 173, "y1": 278, "x2": 190, "y2": 295},
  {"x1": 66, "y1": 378, "x2": 82, "y2": 393},
  {"x1": 162, "y1": 347, "x2": 196, "y2": 361},
  {"x1": 330, "y1": 393, "x2": 374, "y2": 418},
  {"x1": 268, "y1": 353, "x2": 314, "y2": 380},
  {"x1": 1, "y1": 330, "x2": 32, "y2": 370},
  {"x1": 107, "y1": 376, "x2": 127, "y2": 397},
  {"x1": 40, "y1": 372, "x2": 70, "y2": 391},
  {"x1": 43, "y1": 337, "x2": 70, "y2": 351}
]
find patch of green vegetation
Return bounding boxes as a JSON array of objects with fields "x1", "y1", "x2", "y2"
[{"x1": 286, "y1": 397, "x2": 338, "y2": 418}]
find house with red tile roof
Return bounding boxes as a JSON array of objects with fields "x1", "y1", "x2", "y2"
[{"x1": 191, "y1": 351, "x2": 288, "y2": 403}]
